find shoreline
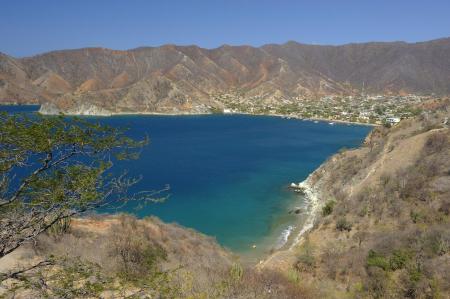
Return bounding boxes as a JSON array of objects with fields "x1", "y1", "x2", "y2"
[
  {"x1": 257, "y1": 175, "x2": 324, "y2": 269},
  {"x1": 306, "y1": 116, "x2": 378, "y2": 126},
  {"x1": 1, "y1": 103, "x2": 378, "y2": 126},
  {"x1": 220, "y1": 111, "x2": 378, "y2": 127},
  {"x1": 289, "y1": 178, "x2": 323, "y2": 248},
  {"x1": 2, "y1": 102, "x2": 364, "y2": 266},
  {"x1": 0, "y1": 102, "x2": 39, "y2": 106},
  {"x1": 43, "y1": 109, "x2": 378, "y2": 127}
]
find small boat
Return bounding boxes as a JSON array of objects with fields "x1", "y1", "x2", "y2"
[
  {"x1": 313, "y1": 120, "x2": 319, "y2": 124},
  {"x1": 329, "y1": 122, "x2": 335, "y2": 125}
]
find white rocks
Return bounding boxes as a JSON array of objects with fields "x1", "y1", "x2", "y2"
[
  {"x1": 38, "y1": 102, "x2": 62, "y2": 115},
  {"x1": 39, "y1": 102, "x2": 113, "y2": 116}
]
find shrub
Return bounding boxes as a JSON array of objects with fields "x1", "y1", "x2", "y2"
[
  {"x1": 295, "y1": 238, "x2": 315, "y2": 272},
  {"x1": 321, "y1": 200, "x2": 336, "y2": 216},
  {"x1": 399, "y1": 168, "x2": 429, "y2": 201},
  {"x1": 358, "y1": 205, "x2": 369, "y2": 217},
  {"x1": 336, "y1": 218, "x2": 352, "y2": 232},
  {"x1": 410, "y1": 211, "x2": 423, "y2": 223},
  {"x1": 389, "y1": 250, "x2": 411, "y2": 270},
  {"x1": 423, "y1": 132, "x2": 448, "y2": 155},
  {"x1": 367, "y1": 249, "x2": 411, "y2": 272},
  {"x1": 426, "y1": 229, "x2": 450, "y2": 256},
  {"x1": 438, "y1": 201, "x2": 450, "y2": 216},
  {"x1": 399, "y1": 265, "x2": 424, "y2": 298},
  {"x1": 48, "y1": 217, "x2": 72, "y2": 238},
  {"x1": 210, "y1": 107, "x2": 224, "y2": 114},
  {"x1": 367, "y1": 250, "x2": 390, "y2": 271},
  {"x1": 295, "y1": 253, "x2": 315, "y2": 272},
  {"x1": 286, "y1": 269, "x2": 300, "y2": 283},
  {"x1": 110, "y1": 217, "x2": 167, "y2": 281},
  {"x1": 365, "y1": 267, "x2": 393, "y2": 298},
  {"x1": 229, "y1": 263, "x2": 243, "y2": 282}
]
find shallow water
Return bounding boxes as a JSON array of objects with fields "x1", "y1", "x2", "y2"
[{"x1": 1, "y1": 105, "x2": 371, "y2": 259}]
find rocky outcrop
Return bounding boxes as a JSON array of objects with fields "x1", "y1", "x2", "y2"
[{"x1": 39, "y1": 102, "x2": 113, "y2": 116}]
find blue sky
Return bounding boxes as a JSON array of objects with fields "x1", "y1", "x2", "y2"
[{"x1": 1, "y1": 0, "x2": 449, "y2": 57}]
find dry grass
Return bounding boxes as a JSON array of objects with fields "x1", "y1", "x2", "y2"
[
  {"x1": 262, "y1": 101, "x2": 450, "y2": 298},
  {"x1": 3, "y1": 214, "x2": 318, "y2": 298}
]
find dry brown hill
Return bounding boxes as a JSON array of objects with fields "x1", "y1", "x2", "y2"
[
  {"x1": 1, "y1": 38, "x2": 449, "y2": 113},
  {"x1": 0, "y1": 215, "x2": 312, "y2": 298},
  {"x1": 262, "y1": 99, "x2": 450, "y2": 298}
]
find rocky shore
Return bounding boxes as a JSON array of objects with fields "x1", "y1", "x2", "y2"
[{"x1": 258, "y1": 167, "x2": 327, "y2": 270}]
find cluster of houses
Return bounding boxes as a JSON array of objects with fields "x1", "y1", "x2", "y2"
[{"x1": 215, "y1": 92, "x2": 429, "y2": 125}]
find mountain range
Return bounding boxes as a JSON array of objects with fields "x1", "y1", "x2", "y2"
[{"x1": 1, "y1": 38, "x2": 449, "y2": 114}]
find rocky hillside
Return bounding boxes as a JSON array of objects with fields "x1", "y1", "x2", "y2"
[
  {"x1": 262, "y1": 99, "x2": 450, "y2": 298},
  {"x1": 0, "y1": 38, "x2": 449, "y2": 114}
]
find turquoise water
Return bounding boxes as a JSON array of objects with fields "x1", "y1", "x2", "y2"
[{"x1": 1, "y1": 105, "x2": 371, "y2": 257}]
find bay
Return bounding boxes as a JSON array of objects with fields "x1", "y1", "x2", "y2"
[{"x1": 1, "y1": 105, "x2": 371, "y2": 258}]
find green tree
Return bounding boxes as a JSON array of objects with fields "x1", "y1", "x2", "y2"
[{"x1": 0, "y1": 113, "x2": 164, "y2": 266}]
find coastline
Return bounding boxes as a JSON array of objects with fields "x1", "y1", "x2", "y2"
[
  {"x1": 257, "y1": 174, "x2": 325, "y2": 270},
  {"x1": 1, "y1": 102, "x2": 378, "y2": 126},
  {"x1": 220, "y1": 111, "x2": 378, "y2": 127},
  {"x1": 289, "y1": 178, "x2": 323, "y2": 249},
  {"x1": 0, "y1": 103, "x2": 39, "y2": 106},
  {"x1": 306, "y1": 116, "x2": 378, "y2": 127},
  {"x1": 36, "y1": 107, "x2": 378, "y2": 127},
  {"x1": 3, "y1": 102, "x2": 367, "y2": 268}
]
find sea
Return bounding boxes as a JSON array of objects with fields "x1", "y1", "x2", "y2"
[{"x1": 1, "y1": 105, "x2": 371, "y2": 261}]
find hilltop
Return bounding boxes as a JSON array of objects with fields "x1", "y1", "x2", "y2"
[{"x1": 0, "y1": 38, "x2": 449, "y2": 114}]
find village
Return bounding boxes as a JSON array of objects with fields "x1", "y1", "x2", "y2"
[{"x1": 214, "y1": 93, "x2": 429, "y2": 125}]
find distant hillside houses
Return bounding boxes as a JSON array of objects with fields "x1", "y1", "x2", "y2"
[{"x1": 386, "y1": 117, "x2": 401, "y2": 124}]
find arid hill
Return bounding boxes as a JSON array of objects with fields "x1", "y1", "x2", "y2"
[
  {"x1": 1, "y1": 38, "x2": 449, "y2": 114},
  {"x1": 0, "y1": 215, "x2": 311, "y2": 298},
  {"x1": 262, "y1": 99, "x2": 450, "y2": 298}
]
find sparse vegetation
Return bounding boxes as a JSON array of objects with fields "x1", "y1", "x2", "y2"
[
  {"x1": 335, "y1": 217, "x2": 352, "y2": 232},
  {"x1": 272, "y1": 100, "x2": 450, "y2": 298},
  {"x1": 295, "y1": 238, "x2": 316, "y2": 272},
  {"x1": 2, "y1": 214, "x2": 316, "y2": 298},
  {"x1": 321, "y1": 200, "x2": 335, "y2": 216}
]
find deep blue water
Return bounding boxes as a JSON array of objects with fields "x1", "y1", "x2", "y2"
[{"x1": 1, "y1": 105, "x2": 371, "y2": 255}]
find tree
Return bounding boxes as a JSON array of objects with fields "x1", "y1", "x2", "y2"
[{"x1": 0, "y1": 113, "x2": 164, "y2": 264}]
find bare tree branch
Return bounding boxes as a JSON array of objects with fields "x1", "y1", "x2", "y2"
[{"x1": 0, "y1": 260, "x2": 54, "y2": 281}]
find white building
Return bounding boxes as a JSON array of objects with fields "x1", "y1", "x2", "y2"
[{"x1": 386, "y1": 117, "x2": 401, "y2": 124}]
